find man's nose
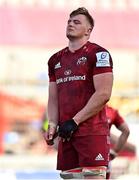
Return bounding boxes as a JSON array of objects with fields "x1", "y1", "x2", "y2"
[{"x1": 68, "y1": 21, "x2": 74, "y2": 26}]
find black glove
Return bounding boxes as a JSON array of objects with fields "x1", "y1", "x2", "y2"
[{"x1": 58, "y1": 119, "x2": 78, "y2": 140}]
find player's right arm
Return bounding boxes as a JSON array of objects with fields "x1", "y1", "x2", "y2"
[
  {"x1": 110, "y1": 108, "x2": 130, "y2": 159},
  {"x1": 43, "y1": 82, "x2": 59, "y2": 145},
  {"x1": 110, "y1": 122, "x2": 130, "y2": 160}
]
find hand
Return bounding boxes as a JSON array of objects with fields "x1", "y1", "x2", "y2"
[
  {"x1": 110, "y1": 149, "x2": 118, "y2": 160},
  {"x1": 58, "y1": 119, "x2": 78, "y2": 141},
  {"x1": 43, "y1": 126, "x2": 58, "y2": 146}
]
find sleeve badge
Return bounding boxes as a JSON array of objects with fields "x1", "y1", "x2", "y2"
[{"x1": 96, "y1": 52, "x2": 110, "y2": 67}]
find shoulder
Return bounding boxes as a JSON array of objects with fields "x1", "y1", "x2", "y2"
[
  {"x1": 87, "y1": 42, "x2": 113, "y2": 68},
  {"x1": 106, "y1": 105, "x2": 117, "y2": 114},
  {"x1": 87, "y1": 42, "x2": 112, "y2": 60},
  {"x1": 48, "y1": 47, "x2": 67, "y2": 64},
  {"x1": 88, "y1": 42, "x2": 109, "y2": 51}
]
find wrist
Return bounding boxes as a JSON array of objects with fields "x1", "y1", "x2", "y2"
[
  {"x1": 73, "y1": 118, "x2": 80, "y2": 125},
  {"x1": 48, "y1": 122, "x2": 57, "y2": 129},
  {"x1": 110, "y1": 149, "x2": 118, "y2": 157}
]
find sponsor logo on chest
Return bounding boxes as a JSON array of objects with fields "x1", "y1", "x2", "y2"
[
  {"x1": 64, "y1": 69, "x2": 72, "y2": 76},
  {"x1": 77, "y1": 56, "x2": 87, "y2": 65}
]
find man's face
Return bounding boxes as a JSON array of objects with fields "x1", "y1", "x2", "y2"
[{"x1": 66, "y1": 14, "x2": 91, "y2": 40}]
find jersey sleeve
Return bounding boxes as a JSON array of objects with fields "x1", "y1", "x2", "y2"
[
  {"x1": 113, "y1": 109, "x2": 125, "y2": 128},
  {"x1": 92, "y1": 47, "x2": 113, "y2": 75},
  {"x1": 48, "y1": 55, "x2": 56, "y2": 82}
]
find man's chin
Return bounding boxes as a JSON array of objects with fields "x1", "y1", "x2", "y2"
[{"x1": 66, "y1": 34, "x2": 76, "y2": 40}]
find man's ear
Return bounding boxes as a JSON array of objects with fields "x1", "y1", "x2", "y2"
[
  {"x1": 85, "y1": 28, "x2": 92, "y2": 36},
  {"x1": 88, "y1": 28, "x2": 92, "y2": 32}
]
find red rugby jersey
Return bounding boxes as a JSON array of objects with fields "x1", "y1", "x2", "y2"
[
  {"x1": 106, "y1": 105, "x2": 136, "y2": 157},
  {"x1": 48, "y1": 41, "x2": 113, "y2": 136},
  {"x1": 106, "y1": 105, "x2": 124, "y2": 130}
]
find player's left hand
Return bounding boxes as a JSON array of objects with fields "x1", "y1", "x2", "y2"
[
  {"x1": 110, "y1": 149, "x2": 118, "y2": 160},
  {"x1": 58, "y1": 119, "x2": 78, "y2": 141}
]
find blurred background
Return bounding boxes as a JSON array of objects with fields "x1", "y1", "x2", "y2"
[{"x1": 0, "y1": 0, "x2": 139, "y2": 179}]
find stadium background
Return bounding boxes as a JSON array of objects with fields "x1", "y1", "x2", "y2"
[{"x1": 0, "y1": 0, "x2": 139, "y2": 179}]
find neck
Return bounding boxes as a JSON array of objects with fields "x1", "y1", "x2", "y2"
[{"x1": 68, "y1": 38, "x2": 88, "y2": 52}]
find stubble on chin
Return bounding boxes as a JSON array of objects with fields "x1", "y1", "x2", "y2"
[{"x1": 66, "y1": 33, "x2": 76, "y2": 40}]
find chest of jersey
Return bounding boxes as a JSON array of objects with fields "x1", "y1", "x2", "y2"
[{"x1": 54, "y1": 52, "x2": 93, "y2": 85}]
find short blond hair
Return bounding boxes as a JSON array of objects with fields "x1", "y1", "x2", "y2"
[{"x1": 70, "y1": 7, "x2": 94, "y2": 29}]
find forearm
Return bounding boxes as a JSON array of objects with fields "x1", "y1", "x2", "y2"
[
  {"x1": 45, "y1": 100, "x2": 59, "y2": 143},
  {"x1": 47, "y1": 102, "x2": 59, "y2": 128},
  {"x1": 73, "y1": 72, "x2": 113, "y2": 125},
  {"x1": 114, "y1": 133, "x2": 129, "y2": 153},
  {"x1": 73, "y1": 90, "x2": 110, "y2": 124},
  {"x1": 47, "y1": 82, "x2": 59, "y2": 129},
  {"x1": 113, "y1": 123, "x2": 130, "y2": 153}
]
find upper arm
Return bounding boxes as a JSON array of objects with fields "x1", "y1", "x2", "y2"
[
  {"x1": 118, "y1": 122, "x2": 130, "y2": 134},
  {"x1": 93, "y1": 72, "x2": 113, "y2": 98}
]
